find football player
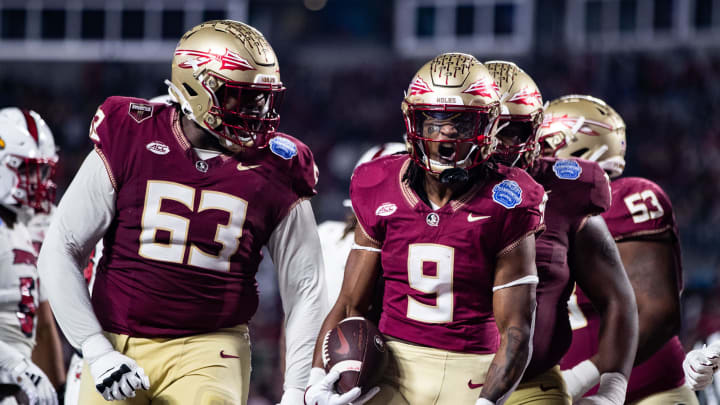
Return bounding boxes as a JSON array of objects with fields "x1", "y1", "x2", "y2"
[
  {"x1": 0, "y1": 114, "x2": 60, "y2": 405},
  {"x1": 37, "y1": 20, "x2": 326, "y2": 405},
  {"x1": 306, "y1": 53, "x2": 546, "y2": 405},
  {"x1": 484, "y1": 61, "x2": 638, "y2": 405},
  {"x1": 318, "y1": 142, "x2": 407, "y2": 308},
  {"x1": 547, "y1": 95, "x2": 698, "y2": 404}
]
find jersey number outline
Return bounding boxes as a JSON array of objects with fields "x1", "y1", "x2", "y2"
[
  {"x1": 138, "y1": 181, "x2": 248, "y2": 272},
  {"x1": 623, "y1": 189, "x2": 664, "y2": 224},
  {"x1": 16, "y1": 277, "x2": 37, "y2": 338},
  {"x1": 406, "y1": 244, "x2": 454, "y2": 323},
  {"x1": 567, "y1": 285, "x2": 588, "y2": 331}
]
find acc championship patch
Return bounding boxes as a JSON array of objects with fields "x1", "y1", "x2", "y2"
[
  {"x1": 492, "y1": 180, "x2": 523, "y2": 209},
  {"x1": 128, "y1": 103, "x2": 154, "y2": 123},
  {"x1": 552, "y1": 159, "x2": 582, "y2": 180},
  {"x1": 269, "y1": 137, "x2": 297, "y2": 160}
]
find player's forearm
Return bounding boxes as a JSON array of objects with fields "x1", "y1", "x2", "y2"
[
  {"x1": 31, "y1": 302, "x2": 66, "y2": 387},
  {"x1": 37, "y1": 151, "x2": 115, "y2": 348},
  {"x1": 591, "y1": 296, "x2": 638, "y2": 377},
  {"x1": 480, "y1": 325, "x2": 532, "y2": 402},
  {"x1": 482, "y1": 284, "x2": 535, "y2": 402},
  {"x1": 312, "y1": 299, "x2": 351, "y2": 368}
]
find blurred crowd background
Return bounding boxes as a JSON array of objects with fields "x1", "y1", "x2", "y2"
[{"x1": 1, "y1": 0, "x2": 719, "y2": 402}]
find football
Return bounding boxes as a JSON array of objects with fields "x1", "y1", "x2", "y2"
[{"x1": 322, "y1": 317, "x2": 388, "y2": 394}]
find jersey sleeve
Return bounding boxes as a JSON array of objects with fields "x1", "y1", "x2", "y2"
[
  {"x1": 496, "y1": 168, "x2": 546, "y2": 256},
  {"x1": 602, "y1": 177, "x2": 676, "y2": 240},
  {"x1": 569, "y1": 159, "x2": 612, "y2": 231},
  {"x1": 88, "y1": 96, "x2": 147, "y2": 190},
  {"x1": 349, "y1": 162, "x2": 388, "y2": 248},
  {"x1": 289, "y1": 137, "x2": 318, "y2": 200}
]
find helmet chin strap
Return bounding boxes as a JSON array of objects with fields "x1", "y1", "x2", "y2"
[
  {"x1": 599, "y1": 156, "x2": 625, "y2": 178},
  {"x1": 426, "y1": 144, "x2": 478, "y2": 173},
  {"x1": 165, "y1": 79, "x2": 198, "y2": 123}
]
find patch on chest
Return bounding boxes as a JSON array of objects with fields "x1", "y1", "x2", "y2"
[
  {"x1": 146, "y1": 141, "x2": 170, "y2": 155},
  {"x1": 426, "y1": 212, "x2": 440, "y2": 227},
  {"x1": 375, "y1": 202, "x2": 397, "y2": 217},
  {"x1": 128, "y1": 103, "x2": 154, "y2": 123},
  {"x1": 492, "y1": 180, "x2": 523, "y2": 209},
  {"x1": 195, "y1": 160, "x2": 209, "y2": 173},
  {"x1": 269, "y1": 137, "x2": 297, "y2": 160},
  {"x1": 552, "y1": 159, "x2": 582, "y2": 180}
]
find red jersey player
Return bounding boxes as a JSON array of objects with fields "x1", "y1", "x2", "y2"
[
  {"x1": 547, "y1": 95, "x2": 698, "y2": 404},
  {"x1": 37, "y1": 20, "x2": 326, "y2": 405},
  {"x1": 306, "y1": 54, "x2": 546, "y2": 405},
  {"x1": 484, "y1": 61, "x2": 638, "y2": 405}
]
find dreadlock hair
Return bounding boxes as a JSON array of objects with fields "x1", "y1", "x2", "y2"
[{"x1": 402, "y1": 160, "x2": 500, "y2": 207}]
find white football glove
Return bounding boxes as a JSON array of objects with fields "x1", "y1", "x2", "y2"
[
  {"x1": 683, "y1": 343, "x2": 720, "y2": 391},
  {"x1": 574, "y1": 372, "x2": 627, "y2": 405},
  {"x1": 82, "y1": 334, "x2": 150, "y2": 401},
  {"x1": 0, "y1": 340, "x2": 57, "y2": 405},
  {"x1": 304, "y1": 368, "x2": 379, "y2": 405}
]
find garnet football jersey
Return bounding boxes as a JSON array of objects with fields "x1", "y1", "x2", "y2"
[
  {"x1": 351, "y1": 155, "x2": 546, "y2": 354},
  {"x1": 89, "y1": 96, "x2": 317, "y2": 338},
  {"x1": 561, "y1": 177, "x2": 685, "y2": 402},
  {"x1": 0, "y1": 219, "x2": 43, "y2": 358},
  {"x1": 524, "y1": 157, "x2": 611, "y2": 379}
]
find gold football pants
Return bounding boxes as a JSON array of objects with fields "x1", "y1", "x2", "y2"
[
  {"x1": 366, "y1": 339, "x2": 494, "y2": 405},
  {"x1": 628, "y1": 384, "x2": 699, "y2": 405},
  {"x1": 78, "y1": 324, "x2": 251, "y2": 405},
  {"x1": 504, "y1": 366, "x2": 571, "y2": 405}
]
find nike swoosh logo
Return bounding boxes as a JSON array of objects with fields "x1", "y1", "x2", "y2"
[
  {"x1": 467, "y1": 213, "x2": 491, "y2": 223},
  {"x1": 220, "y1": 350, "x2": 241, "y2": 359},
  {"x1": 467, "y1": 380, "x2": 483, "y2": 389},
  {"x1": 236, "y1": 163, "x2": 261, "y2": 171},
  {"x1": 336, "y1": 328, "x2": 350, "y2": 356},
  {"x1": 540, "y1": 385, "x2": 559, "y2": 392}
]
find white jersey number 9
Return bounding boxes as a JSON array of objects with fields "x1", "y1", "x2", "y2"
[{"x1": 406, "y1": 244, "x2": 454, "y2": 324}]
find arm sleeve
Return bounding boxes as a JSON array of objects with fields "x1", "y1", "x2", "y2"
[
  {"x1": 37, "y1": 150, "x2": 116, "y2": 349},
  {"x1": 267, "y1": 200, "x2": 327, "y2": 392}
]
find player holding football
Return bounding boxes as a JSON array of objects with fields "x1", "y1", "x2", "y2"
[
  {"x1": 37, "y1": 20, "x2": 326, "y2": 405},
  {"x1": 547, "y1": 95, "x2": 698, "y2": 404},
  {"x1": 483, "y1": 61, "x2": 638, "y2": 405},
  {"x1": 306, "y1": 53, "x2": 546, "y2": 405},
  {"x1": 0, "y1": 112, "x2": 64, "y2": 405}
]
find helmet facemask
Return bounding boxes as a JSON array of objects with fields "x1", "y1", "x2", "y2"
[
  {"x1": 206, "y1": 74, "x2": 285, "y2": 148},
  {"x1": 493, "y1": 109, "x2": 543, "y2": 168},
  {"x1": 405, "y1": 105, "x2": 499, "y2": 178},
  {"x1": 2, "y1": 154, "x2": 47, "y2": 213}
]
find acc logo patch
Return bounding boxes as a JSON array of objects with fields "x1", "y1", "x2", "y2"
[
  {"x1": 552, "y1": 159, "x2": 582, "y2": 180},
  {"x1": 375, "y1": 202, "x2": 397, "y2": 217},
  {"x1": 269, "y1": 137, "x2": 297, "y2": 160},
  {"x1": 146, "y1": 141, "x2": 170, "y2": 155},
  {"x1": 128, "y1": 103, "x2": 153, "y2": 123},
  {"x1": 492, "y1": 180, "x2": 523, "y2": 209}
]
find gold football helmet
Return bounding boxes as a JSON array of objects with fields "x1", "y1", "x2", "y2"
[
  {"x1": 485, "y1": 61, "x2": 543, "y2": 168},
  {"x1": 539, "y1": 95, "x2": 626, "y2": 178},
  {"x1": 167, "y1": 20, "x2": 285, "y2": 148},
  {"x1": 402, "y1": 53, "x2": 500, "y2": 176}
]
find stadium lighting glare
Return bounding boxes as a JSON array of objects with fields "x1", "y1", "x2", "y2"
[{"x1": 304, "y1": 0, "x2": 328, "y2": 11}]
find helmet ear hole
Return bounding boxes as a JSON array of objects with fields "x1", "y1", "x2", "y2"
[
  {"x1": 571, "y1": 148, "x2": 588, "y2": 157},
  {"x1": 182, "y1": 83, "x2": 198, "y2": 97}
]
